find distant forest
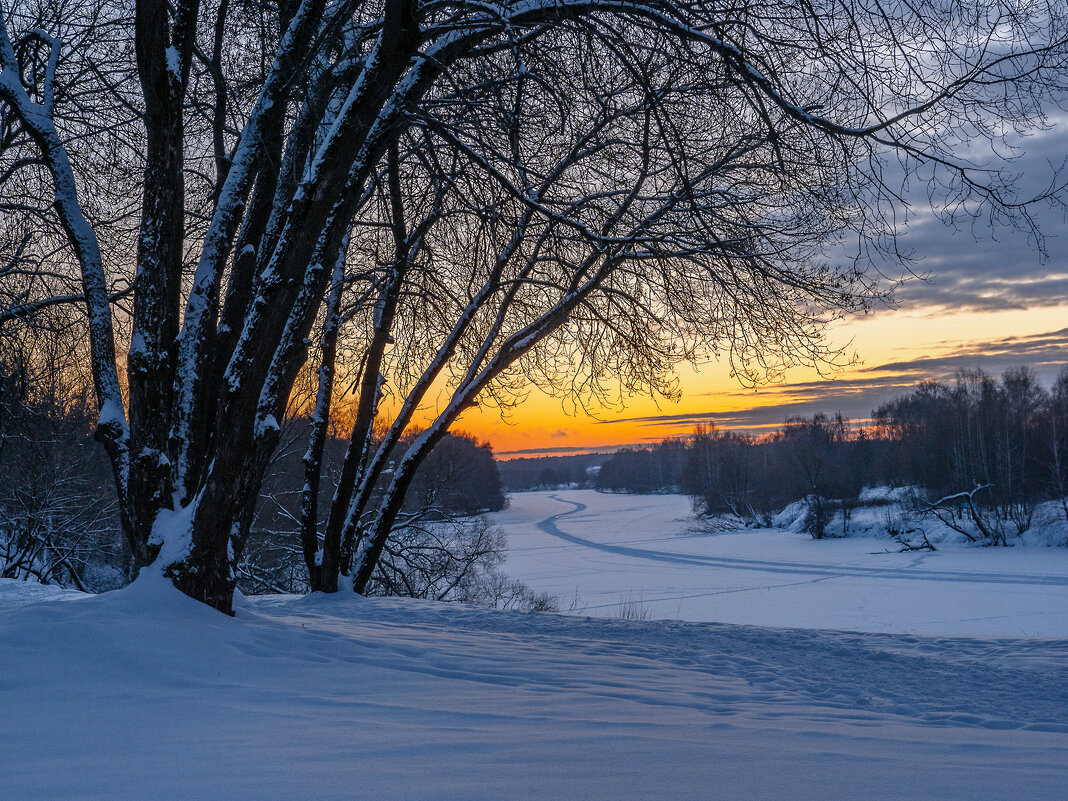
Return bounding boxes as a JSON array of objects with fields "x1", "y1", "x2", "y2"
[
  {"x1": 498, "y1": 453, "x2": 609, "y2": 492},
  {"x1": 595, "y1": 367, "x2": 1068, "y2": 542}
]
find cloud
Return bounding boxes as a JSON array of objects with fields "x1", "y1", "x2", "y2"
[
  {"x1": 866, "y1": 327, "x2": 1068, "y2": 378},
  {"x1": 842, "y1": 121, "x2": 1068, "y2": 314},
  {"x1": 595, "y1": 326, "x2": 1068, "y2": 433},
  {"x1": 593, "y1": 404, "x2": 872, "y2": 432}
]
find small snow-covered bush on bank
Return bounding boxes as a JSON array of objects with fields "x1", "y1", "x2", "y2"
[
  {"x1": 771, "y1": 486, "x2": 1068, "y2": 548},
  {"x1": 0, "y1": 332, "x2": 128, "y2": 592},
  {"x1": 773, "y1": 494, "x2": 851, "y2": 540},
  {"x1": 240, "y1": 511, "x2": 554, "y2": 608},
  {"x1": 237, "y1": 428, "x2": 550, "y2": 607}
]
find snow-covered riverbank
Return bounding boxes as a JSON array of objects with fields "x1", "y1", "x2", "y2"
[{"x1": 494, "y1": 490, "x2": 1068, "y2": 636}]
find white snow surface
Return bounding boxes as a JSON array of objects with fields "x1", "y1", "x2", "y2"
[
  {"x1": 2, "y1": 574, "x2": 1068, "y2": 800},
  {"x1": 4, "y1": 491, "x2": 1068, "y2": 798},
  {"x1": 494, "y1": 490, "x2": 1068, "y2": 636}
]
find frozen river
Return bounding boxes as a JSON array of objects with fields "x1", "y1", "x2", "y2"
[{"x1": 493, "y1": 489, "x2": 1068, "y2": 636}]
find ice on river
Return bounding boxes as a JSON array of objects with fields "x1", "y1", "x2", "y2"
[{"x1": 494, "y1": 490, "x2": 1068, "y2": 636}]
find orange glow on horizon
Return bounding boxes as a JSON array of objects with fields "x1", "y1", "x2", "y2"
[{"x1": 445, "y1": 304, "x2": 1068, "y2": 458}]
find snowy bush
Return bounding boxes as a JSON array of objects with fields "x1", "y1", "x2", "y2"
[{"x1": 0, "y1": 332, "x2": 127, "y2": 591}]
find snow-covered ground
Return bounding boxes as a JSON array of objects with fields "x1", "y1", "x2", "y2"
[
  {"x1": 2, "y1": 575, "x2": 1068, "y2": 800},
  {"x1": 3, "y1": 492, "x2": 1068, "y2": 799},
  {"x1": 494, "y1": 490, "x2": 1068, "y2": 636}
]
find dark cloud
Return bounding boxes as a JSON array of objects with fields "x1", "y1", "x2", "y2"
[
  {"x1": 867, "y1": 327, "x2": 1068, "y2": 378},
  {"x1": 595, "y1": 327, "x2": 1068, "y2": 434},
  {"x1": 847, "y1": 122, "x2": 1068, "y2": 313},
  {"x1": 593, "y1": 402, "x2": 875, "y2": 433}
]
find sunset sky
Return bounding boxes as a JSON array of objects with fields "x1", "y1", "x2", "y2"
[{"x1": 455, "y1": 120, "x2": 1068, "y2": 458}]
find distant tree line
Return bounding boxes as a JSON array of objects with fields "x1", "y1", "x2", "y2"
[
  {"x1": 498, "y1": 454, "x2": 607, "y2": 492},
  {"x1": 597, "y1": 367, "x2": 1068, "y2": 544},
  {"x1": 596, "y1": 440, "x2": 688, "y2": 495},
  {"x1": 872, "y1": 367, "x2": 1067, "y2": 545}
]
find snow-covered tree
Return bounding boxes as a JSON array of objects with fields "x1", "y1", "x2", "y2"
[{"x1": 1, "y1": 0, "x2": 1066, "y2": 611}]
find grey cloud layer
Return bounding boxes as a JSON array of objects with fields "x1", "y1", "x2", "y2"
[
  {"x1": 854, "y1": 124, "x2": 1068, "y2": 313},
  {"x1": 597, "y1": 327, "x2": 1068, "y2": 433}
]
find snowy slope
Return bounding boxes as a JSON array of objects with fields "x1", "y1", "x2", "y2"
[
  {"x1": 2, "y1": 576, "x2": 1068, "y2": 801},
  {"x1": 494, "y1": 490, "x2": 1068, "y2": 636}
]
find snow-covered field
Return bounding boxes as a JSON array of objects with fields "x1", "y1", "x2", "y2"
[
  {"x1": 494, "y1": 490, "x2": 1068, "y2": 636},
  {"x1": 2, "y1": 575, "x2": 1068, "y2": 800},
  {"x1": 3, "y1": 491, "x2": 1068, "y2": 799}
]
